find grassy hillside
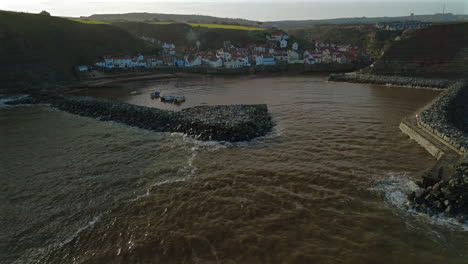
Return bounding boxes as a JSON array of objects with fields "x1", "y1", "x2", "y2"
[
  {"x1": 0, "y1": 11, "x2": 158, "y2": 91},
  {"x1": 113, "y1": 22, "x2": 269, "y2": 51},
  {"x1": 285, "y1": 25, "x2": 402, "y2": 58},
  {"x1": 83, "y1": 12, "x2": 468, "y2": 28},
  {"x1": 372, "y1": 22, "x2": 468, "y2": 77},
  {"x1": 266, "y1": 13, "x2": 468, "y2": 27},
  {"x1": 69, "y1": 18, "x2": 110, "y2": 24},
  {"x1": 149, "y1": 22, "x2": 264, "y2": 31},
  {"x1": 86, "y1": 13, "x2": 256, "y2": 25}
]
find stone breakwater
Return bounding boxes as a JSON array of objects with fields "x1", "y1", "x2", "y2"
[
  {"x1": 405, "y1": 82, "x2": 468, "y2": 221},
  {"x1": 408, "y1": 162, "x2": 468, "y2": 220},
  {"x1": 419, "y1": 82, "x2": 468, "y2": 153},
  {"x1": 328, "y1": 73, "x2": 458, "y2": 89},
  {"x1": 6, "y1": 94, "x2": 273, "y2": 142}
]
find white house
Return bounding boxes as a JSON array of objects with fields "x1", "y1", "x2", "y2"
[
  {"x1": 255, "y1": 55, "x2": 264, "y2": 66},
  {"x1": 225, "y1": 60, "x2": 243, "y2": 68},
  {"x1": 262, "y1": 55, "x2": 276, "y2": 66},
  {"x1": 113, "y1": 57, "x2": 132, "y2": 68},
  {"x1": 280, "y1": 39, "x2": 288, "y2": 49},
  {"x1": 304, "y1": 57, "x2": 315, "y2": 64},
  {"x1": 274, "y1": 52, "x2": 287, "y2": 62},
  {"x1": 185, "y1": 55, "x2": 202, "y2": 67},
  {"x1": 243, "y1": 56, "x2": 251, "y2": 66},
  {"x1": 287, "y1": 51, "x2": 303, "y2": 64},
  {"x1": 322, "y1": 54, "x2": 332, "y2": 64},
  {"x1": 77, "y1": 65, "x2": 89, "y2": 72},
  {"x1": 95, "y1": 61, "x2": 106, "y2": 68},
  {"x1": 210, "y1": 58, "x2": 223, "y2": 68},
  {"x1": 312, "y1": 54, "x2": 322, "y2": 64},
  {"x1": 163, "y1": 43, "x2": 176, "y2": 50},
  {"x1": 292, "y1": 42, "x2": 299, "y2": 51},
  {"x1": 271, "y1": 33, "x2": 283, "y2": 41},
  {"x1": 103, "y1": 56, "x2": 114, "y2": 68},
  {"x1": 254, "y1": 45, "x2": 267, "y2": 53},
  {"x1": 337, "y1": 55, "x2": 347, "y2": 64}
]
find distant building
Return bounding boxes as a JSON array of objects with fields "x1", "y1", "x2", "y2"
[
  {"x1": 292, "y1": 42, "x2": 299, "y2": 51},
  {"x1": 376, "y1": 21, "x2": 432, "y2": 31},
  {"x1": 225, "y1": 60, "x2": 243, "y2": 68},
  {"x1": 39, "y1": 10, "x2": 50, "y2": 16},
  {"x1": 288, "y1": 51, "x2": 303, "y2": 64},
  {"x1": 77, "y1": 65, "x2": 89, "y2": 72},
  {"x1": 262, "y1": 55, "x2": 276, "y2": 66},
  {"x1": 280, "y1": 39, "x2": 288, "y2": 49}
]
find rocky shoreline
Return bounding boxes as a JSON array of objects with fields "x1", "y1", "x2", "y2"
[
  {"x1": 419, "y1": 82, "x2": 468, "y2": 153},
  {"x1": 406, "y1": 82, "x2": 468, "y2": 221},
  {"x1": 330, "y1": 73, "x2": 468, "y2": 221},
  {"x1": 328, "y1": 73, "x2": 458, "y2": 89},
  {"x1": 408, "y1": 162, "x2": 468, "y2": 221},
  {"x1": 6, "y1": 94, "x2": 273, "y2": 142}
]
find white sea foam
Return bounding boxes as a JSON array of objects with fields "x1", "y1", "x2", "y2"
[
  {"x1": 371, "y1": 172, "x2": 468, "y2": 231},
  {"x1": 0, "y1": 94, "x2": 28, "y2": 106},
  {"x1": 60, "y1": 215, "x2": 102, "y2": 247}
]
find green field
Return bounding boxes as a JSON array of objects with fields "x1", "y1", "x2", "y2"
[
  {"x1": 70, "y1": 19, "x2": 110, "y2": 24},
  {"x1": 149, "y1": 22, "x2": 264, "y2": 30}
]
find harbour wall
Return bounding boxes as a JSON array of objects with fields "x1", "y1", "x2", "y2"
[
  {"x1": 398, "y1": 81, "x2": 468, "y2": 219},
  {"x1": 328, "y1": 73, "x2": 459, "y2": 89},
  {"x1": 6, "y1": 94, "x2": 273, "y2": 142}
]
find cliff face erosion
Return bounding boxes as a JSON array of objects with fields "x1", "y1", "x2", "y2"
[{"x1": 371, "y1": 23, "x2": 468, "y2": 78}]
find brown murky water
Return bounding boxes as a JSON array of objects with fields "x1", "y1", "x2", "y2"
[{"x1": 1, "y1": 74, "x2": 467, "y2": 264}]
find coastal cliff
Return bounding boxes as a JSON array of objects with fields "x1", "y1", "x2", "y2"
[{"x1": 371, "y1": 23, "x2": 468, "y2": 78}]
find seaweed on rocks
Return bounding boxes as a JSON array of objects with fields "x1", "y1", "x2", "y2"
[{"x1": 5, "y1": 94, "x2": 273, "y2": 142}]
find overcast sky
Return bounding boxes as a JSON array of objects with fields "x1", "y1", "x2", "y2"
[{"x1": 1, "y1": 0, "x2": 466, "y2": 20}]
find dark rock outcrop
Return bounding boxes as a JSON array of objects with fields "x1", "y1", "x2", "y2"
[
  {"x1": 6, "y1": 94, "x2": 273, "y2": 142},
  {"x1": 408, "y1": 163, "x2": 468, "y2": 221}
]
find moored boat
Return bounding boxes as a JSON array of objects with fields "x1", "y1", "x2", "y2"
[
  {"x1": 160, "y1": 95, "x2": 175, "y2": 102},
  {"x1": 150, "y1": 92, "x2": 161, "y2": 99},
  {"x1": 130, "y1": 91, "x2": 142, "y2": 95},
  {"x1": 173, "y1": 96, "x2": 186, "y2": 103}
]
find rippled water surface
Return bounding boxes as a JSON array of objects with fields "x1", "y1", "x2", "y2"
[{"x1": 1, "y1": 74, "x2": 466, "y2": 264}]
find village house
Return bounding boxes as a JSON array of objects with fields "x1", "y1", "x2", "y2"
[
  {"x1": 255, "y1": 55, "x2": 264, "y2": 66},
  {"x1": 77, "y1": 65, "x2": 89, "y2": 72},
  {"x1": 225, "y1": 59, "x2": 244, "y2": 69},
  {"x1": 280, "y1": 39, "x2": 288, "y2": 49},
  {"x1": 253, "y1": 45, "x2": 267, "y2": 53},
  {"x1": 287, "y1": 51, "x2": 303, "y2": 64},
  {"x1": 263, "y1": 54, "x2": 276, "y2": 66},
  {"x1": 90, "y1": 32, "x2": 365, "y2": 72},
  {"x1": 270, "y1": 32, "x2": 283, "y2": 41},
  {"x1": 292, "y1": 42, "x2": 299, "y2": 51}
]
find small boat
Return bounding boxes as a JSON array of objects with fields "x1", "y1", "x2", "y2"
[
  {"x1": 160, "y1": 95, "x2": 175, "y2": 102},
  {"x1": 173, "y1": 96, "x2": 186, "y2": 104},
  {"x1": 150, "y1": 91, "x2": 160, "y2": 99},
  {"x1": 130, "y1": 91, "x2": 142, "y2": 95}
]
